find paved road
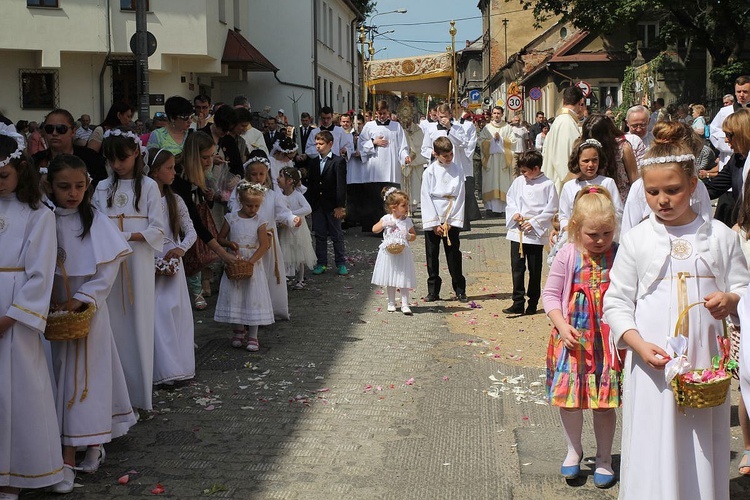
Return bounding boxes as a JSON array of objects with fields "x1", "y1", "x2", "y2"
[{"x1": 28, "y1": 215, "x2": 750, "y2": 499}]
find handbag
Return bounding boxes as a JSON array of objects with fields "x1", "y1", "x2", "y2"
[{"x1": 183, "y1": 201, "x2": 219, "y2": 277}]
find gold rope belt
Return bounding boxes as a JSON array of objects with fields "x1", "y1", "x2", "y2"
[
  {"x1": 441, "y1": 196, "x2": 454, "y2": 247},
  {"x1": 267, "y1": 228, "x2": 281, "y2": 284},
  {"x1": 0, "y1": 267, "x2": 24, "y2": 272},
  {"x1": 109, "y1": 214, "x2": 147, "y2": 313}
]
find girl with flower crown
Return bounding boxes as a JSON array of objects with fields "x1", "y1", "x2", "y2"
[
  {"x1": 604, "y1": 121, "x2": 749, "y2": 499},
  {"x1": 543, "y1": 186, "x2": 621, "y2": 489},
  {"x1": 371, "y1": 187, "x2": 417, "y2": 315},
  {"x1": 93, "y1": 127, "x2": 165, "y2": 414},
  {"x1": 0, "y1": 127, "x2": 64, "y2": 500}
]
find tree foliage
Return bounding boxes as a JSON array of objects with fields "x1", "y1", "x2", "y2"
[
  {"x1": 349, "y1": 0, "x2": 375, "y2": 18},
  {"x1": 512, "y1": 0, "x2": 750, "y2": 68}
]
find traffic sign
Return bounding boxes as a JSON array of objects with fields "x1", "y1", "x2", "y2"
[
  {"x1": 508, "y1": 82, "x2": 520, "y2": 96},
  {"x1": 507, "y1": 94, "x2": 523, "y2": 111},
  {"x1": 495, "y1": 98, "x2": 504, "y2": 107},
  {"x1": 529, "y1": 87, "x2": 542, "y2": 101},
  {"x1": 605, "y1": 94, "x2": 613, "y2": 108},
  {"x1": 576, "y1": 81, "x2": 592, "y2": 97},
  {"x1": 469, "y1": 89, "x2": 481, "y2": 103}
]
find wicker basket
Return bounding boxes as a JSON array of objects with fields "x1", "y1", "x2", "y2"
[
  {"x1": 226, "y1": 259, "x2": 254, "y2": 280},
  {"x1": 386, "y1": 242, "x2": 406, "y2": 255},
  {"x1": 155, "y1": 257, "x2": 180, "y2": 276},
  {"x1": 44, "y1": 259, "x2": 94, "y2": 341},
  {"x1": 670, "y1": 302, "x2": 731, "y2": 409}
]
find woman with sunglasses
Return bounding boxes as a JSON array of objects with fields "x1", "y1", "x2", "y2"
[
  {"x1": 86, "y1": 102, "x2": 134, "y2": 153},
  {"x1": 147, "y1": 96, "x2": 193, "y2": 155},
  {"x1": 32, "y1": 108, "x2": 107, "y2": 185}
]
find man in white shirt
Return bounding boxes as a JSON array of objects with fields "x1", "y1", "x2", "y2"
[
  {"x1": 542, "y1": 86, "x2": 584, "y2": 192},
  {"x1": 305, "y1": 106, "x2": 354, "y2": 162},
  {"x1": 73, "y1": 114, "x2": 93, "y2": 147},
  {"x1": 710, "y1": 75, "x2": 750, "y2": 169},
  {"x1": 623, "y1": 105, "x2": 651, "y2": 166}
]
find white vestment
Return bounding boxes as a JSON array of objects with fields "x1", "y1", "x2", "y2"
[
  {"x1": 478, "y1": 121, "x2": 515, "y2": 212},
  {"x1": 505, "y1": 174, "x2": 558, "y2": 245},
  {"x1": 305, "y1": 125, "x2": 354, "y2": 161},
  {"x1": 541, "y1": 109, "x2": 581, "y2": 192},
  {"x1": 420, "y1": 160, "x2": 466, "y2": 230},
  {"x1": 358, "y1": 120, "x2": 410, "y2": 184}
]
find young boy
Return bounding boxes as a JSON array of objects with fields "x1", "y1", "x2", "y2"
[
  {"x1": 504, "y1": 150, "x2": 558, "y2": 315},
  {"x1": 420, "y1": 136, "x2": 468, "y2": 302},
  {"x1": 305, "y1": 130, "x2": 349, "y2": 275}
]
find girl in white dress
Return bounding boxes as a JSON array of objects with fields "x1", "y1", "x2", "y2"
[
  {"x1": 229, "y1": 155, "x2": 301, "y2": 320},
  {"x1": 268, "y1": 137, "x2": 297, "y2": 189},
  {"x1": 93, "y1": 128, "x2": 165, "y2": 413},
  {"x1": 371, "y1": 187, "x2": 418, "y2": 315},
  {"x1": 148, "y1": 149, "x2": 197, "y2": 386},
  {"x1": 0, "y1": 129, "x2": 64, "y2": 500},
  {"x1": 46, "y1": 154, "x2": 136, "y2": 492},
  {"x1": 604, "y1": 121, "x2": 749, "y2": 500},
  {"x1": 215, "y1": 181, "x2": 274, "y2": 352},
  {"x1": 277, "y1": 166, "x2": 316, "y2": 289}
]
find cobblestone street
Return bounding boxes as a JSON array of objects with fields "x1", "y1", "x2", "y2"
[{"x1": 28, "y1": 215, "x2": 750, "y2": 499}]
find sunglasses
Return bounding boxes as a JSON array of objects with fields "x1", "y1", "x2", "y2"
[
  {"x1": 154, "y1": 112, "x2": 167, "y2": 119},
  {"x1": 44, "y1": 124, "x2": 70, "y2": 135}
]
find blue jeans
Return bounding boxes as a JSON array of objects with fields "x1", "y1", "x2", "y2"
[{"x1": 312, "y1": 207, "x2": 346, "y2": 267}]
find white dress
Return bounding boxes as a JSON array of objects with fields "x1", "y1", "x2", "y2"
[
  {"x1": 278, "y1": 189, "x2": 316, "y2": 276},
  {"x1": 605, "y1": 215, "x2": 749, "y2": 500},
  {"x1": 153, "y1": 195, "x2": 197, "y2": 384},
  {"x1": 51, "y1": 208, "x2": 137, "y2": 446},
  {"x1": 93, "y1": 176, "x2": 165, "y2": 410},
  {"x1": 371, "y1": 214, "x2": 417, "y2": 289},
  {"x1": 214, "y1": 212, "x2": 275, "y2": 326},
  {"x1": 0, "y1": 195, "x2": 64, "y2": 489}
]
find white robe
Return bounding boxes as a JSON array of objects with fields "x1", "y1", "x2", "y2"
[
  {"x1": 505, "y1": 173, "x2": 558, "y2": 245},
  {"x1": 153, "y1": 195, "x2": 197, "y2": 384},
  {"x1": 478, "y1": 121, "x2": 515, "y2": 212},
  {"x1": 241, "y1": 126, "x2": 268, "y2": 155},
  {"x1": 305, "y1": 125, "x2": 354, "y2": 161},
  {"x1": 93, "y1": 176, "x2": 165, "y2": 410},
  {"x1": 51, "y1": 208, "x2": 136, "y2": 446},
  {"x1": 420, "y1": 121, "x2": 468, "y2": 164},
  {"x1": 604, "y1": 214, "x2": 748, "y2": 500},
  {"x1": 541, "y1": 109, "x2": 581, "y2": 192},
  {"x1": 0, "y1": 195, "x2": 64, "y2": 489},
  {"x1": 558, "y1": 175, "x2": 622, "y2": 231},
  {"x1": 709, "y1": 105, "x2": 736, "y2": 168},
  {"x1": 420, "y1": 160, "x2": 465, "y2": 230},
  {"x1": 358, "y1": 120, "x2": 410, "y2": 184},
  {"x1": 401, "y1": 122, "x2": 428, "y2": 207}
]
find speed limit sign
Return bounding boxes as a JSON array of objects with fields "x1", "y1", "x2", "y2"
[{"x1": 507, "y1": 94, "x2": 523, "y2": 111}]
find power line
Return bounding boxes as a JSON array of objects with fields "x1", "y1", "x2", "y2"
[
  {"x1": 377, "y1": 33, "x2": 438, "y2": 54},
  {"x1": 377, "y1": 8, "x2": 528, "y2": 28}
]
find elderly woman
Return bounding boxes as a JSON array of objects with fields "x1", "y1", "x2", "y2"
[
  {"x1": 691, "y1": 104, "x2": 708, "y2": 137},
  {"x1": 147, "y1": 95, "x2": 193, "y2": 155}
]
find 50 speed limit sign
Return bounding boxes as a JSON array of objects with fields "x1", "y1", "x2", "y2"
[{"x1": 507, "y1": 94, "x2": 523, "y2": 111}]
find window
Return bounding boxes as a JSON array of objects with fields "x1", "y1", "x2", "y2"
[
  {"x1": 218, "y1": 0, "x2": 226, "y2": 24},
  {"x1": 328, "y1": 8, "x2": 333, "y2": 48},
  {"x1": 27, "y1": 0, "x2": 58, "y2": 6},
  {"x1": 320, "y1": 2, "x2": 327, "y2": 44},
  {"x1": 338, "y1": 17, "x2": 342, "y2": 56},
  {"x1": 120, "y1": 0, "x2": 148, "y2": 10},
  {"x1": 20, "y1": 69, "x2": 58, "y2": 109},
  {"x1": 329, "y1": 81, "x2": 333, "y2": 110},
  {"x1": 637, "y1": 22, "x2": 659, "y2": 49},
  {"x1": 233, "y1": 0, "x2": 240, "y2": 31},
  {"x1": 323, "y1": 79, "x2": 328, "y2": 106}
]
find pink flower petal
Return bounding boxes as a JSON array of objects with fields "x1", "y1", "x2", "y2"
[
  {"x1": 118, "y1": 474, "x2": 130, "y2": 485},
  {"x1": 405, "y1": 377, "x2": 415, "y2": 385},
  {"x1": 151, "y1": 483, "x2": 165, "y2": 495}
]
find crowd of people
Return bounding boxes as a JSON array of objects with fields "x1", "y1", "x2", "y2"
[{"x1": 2, "y1": 74, "x2": 750, "y2": 500}]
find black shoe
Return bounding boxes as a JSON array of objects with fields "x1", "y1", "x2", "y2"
[
  {"x1": 456, "y1": 293, "x2": 468, "y2": 302},
  {"x1": 525, "y1": 306, "x2": 538, "y2": 315},
  {"x1": 424, "y1": 294, "x2": 440, "y2": 302},
  {"x1": 502, "y1": 304, "x2": 524, "y2": 315}
]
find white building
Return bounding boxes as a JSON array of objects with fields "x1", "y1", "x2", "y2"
[
  {"x1": 0, "y1": 0, "x2": 276, "y2": 123},
  {"x1": 220, "y1": 0, "x2": 363, "y2": 123}
]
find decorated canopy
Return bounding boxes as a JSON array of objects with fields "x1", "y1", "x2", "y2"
[{"x1": 367, "y1": 52, "x2": 453, "y2": 96}]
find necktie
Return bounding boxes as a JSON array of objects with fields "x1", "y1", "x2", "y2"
[{"x1": 376, "y1": 120, "x2": 390, "y2": 126}]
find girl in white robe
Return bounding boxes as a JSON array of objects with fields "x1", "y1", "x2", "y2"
[
  {"x1": 0, "y1": 131, "x2": 64, "y2": 499},
  {"x1": 276, "y1": 167, "x2": 315, "y2": 287},
  {"x1": 603, "y1": 122, "x2": 749, "y2": 500},
  {"x1": 148, "y1": 149, "x2": 197, "y2": 385},
  {"x1": 229, "y1": 157, "x2": 300, "y2": 320},
  {"x1": 93, "y1": 129, "x2": 165, "y2": 412},
  {"x1": 46, "y1": 154, "x2": 136, "y2": 486}
]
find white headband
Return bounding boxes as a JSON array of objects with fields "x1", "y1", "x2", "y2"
[
  {"x1": 641, "y1": 154, "x2": 695, "y2": 167},
  {"x1": 236, "y1": 180, "x2": 266, "y2": 195},
  {"x1": 579, "y1": 138, "x2": 602, "y2": 149},
  {"x1": 0, "y1": 123, "x2": 25, "y2": 168},
  {"x1": 383, "y1": 187, "x2": 398, "y2": 200}
]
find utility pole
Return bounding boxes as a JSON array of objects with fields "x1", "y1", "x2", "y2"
[
  {"x1": 502, "y1": 18, "x2": 509, "y2": 63},
  {"x1": 135, "y1": 0, "x2": 149, "y2": 120}
]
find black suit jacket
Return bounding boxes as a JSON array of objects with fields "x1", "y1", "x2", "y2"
[
  {"x1": 264, "y1": 130, "x2": 284, "y2": 151},
  {"x1": 304, "y1": 153, "x2": 347, "y2": 212},
  {"x1": 299, "y1": 126, "x2": 313, "y2": 149}
]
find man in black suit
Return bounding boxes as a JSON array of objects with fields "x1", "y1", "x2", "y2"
[
  {"x1": 305, "y1": 130, "x2": 348, "y2": 276},
  {"x1": 263, "y1": 116, "x2": 284, "y2": 151}
]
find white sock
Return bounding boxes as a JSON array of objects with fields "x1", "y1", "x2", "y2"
[
  {"x1": 593, "y1": 409, "x2": 616, "y2": 475},
  {"x1": 559, "y1": 408, "x2": 583, "y2": 466},
  {"x1": 401, "y1": 290, "x2": 410, "y2": 307},
  {"x1": 297, "y1": 264, "x2": 305, "y2": 282},
  {"x1": 387, "y1": 286, "x2": 396, "y2": 306},
  {"x1": 247, "y1": 325, "x2": 258, "y2": 340}
]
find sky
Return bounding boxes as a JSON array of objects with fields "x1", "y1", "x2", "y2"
[{"x1": 364, "y1": 0, "x2": 482, "y2": 60}]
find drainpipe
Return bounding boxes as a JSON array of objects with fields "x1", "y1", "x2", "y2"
[
  {"x1": 273, "y1": 72, "x2": 314, "y2": 91},
  {"x1": 98, "y1": 0, "x2": 112, "y2": 121},
  {"x1": 350, "y1": 21, "x2": 356, "y2": 112},
  {"x1": 313, "y1": 0, "x2": 319, "y2": 114}
]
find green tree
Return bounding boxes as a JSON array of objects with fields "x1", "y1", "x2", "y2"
[
  {"x1": 512, "y1": 0, "x2": 750, "y2": 70},
  {"x1": 350, "y1": 0, "x2": 375, "y2": 18}
]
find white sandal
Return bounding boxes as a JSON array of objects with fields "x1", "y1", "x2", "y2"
[
  {"x1": 50, "y1": 464, "x2": 75, "y2": 493},
  {"x1": 79, "y1": 444, "x2": 105, "y2": 473}
]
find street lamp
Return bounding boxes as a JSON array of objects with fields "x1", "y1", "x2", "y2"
[{"x1": 362, "y1": 8, "x2": 406, "y2": 111}]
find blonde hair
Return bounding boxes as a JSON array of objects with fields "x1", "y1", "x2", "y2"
[
  {"x1": 724, "y1": 108, "x2": 750, "y2": 156},
  {"x1": 181, "y1": 131, "x2": 214, "y2": 191},
  {"x1": 567, "y1": 185, "x2": 617, "y2": 248},
  {"x1": 382, "y1": 186, "x2": 409, "y2": 211}
]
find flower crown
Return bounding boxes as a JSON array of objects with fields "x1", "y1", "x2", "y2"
[
  {"x1": 0, "y1": 123, "x2": 25, "y2": 168},
  {"x1": 641, "y1": 154, "x2": 695, "y2": 167},
  {"x1": 579, "y1": 138, "x2": 602, "y2": 149},
  {"x1": 383, "y1": 186, "x2": 398, "y2": 200},
  {"x1": 103, "y1": 128, "x2": 148, "y2": 159},
  {"x1": 273, "y1": 139, "x2": 298, "y2": 154},
  {"x1": 236, "y1": 180, "x2": 266, "y2": 194},
  {"x1": 245, "y1": 156, "x2": 270, "y2": 167}
]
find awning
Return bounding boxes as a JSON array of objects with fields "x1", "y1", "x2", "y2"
[
  {"x1": 367, "y1": 53, "x2": 453, "y2": 96},
  {"x1": 222, "y1": 29, "x2": 278, "y2": 72}
]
